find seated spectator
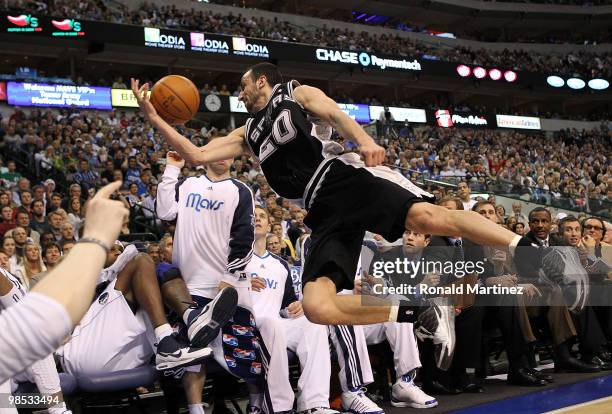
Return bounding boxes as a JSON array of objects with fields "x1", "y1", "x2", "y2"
[
  {"x1": 73, "y1": 159, "x2": 99, "y2": 189},
  {"x1": 0, "y1": 160, "x2": 22, "y2": 187},
  {"x1": 47, "y1": 210, "x2": 64, "y2": 241},
  {"x1": 39, "y1": 232, "x2": 56, "y2": 248},
  {"x1": 61, "y1": 240, "x2": 76, "y2": 255},
  {"x1": 1, "y1": 236, "x2": 18, "y2": 272},
  {"x1": 513, "y1": 222, "x2": 526, "y2": 236},
  {"x1": 9, "y1": 210, "x2": 41, "y2": 245},
  {"x1": 47, "y1": 192, "x2": 63, "y2": 214},
  {"x1": 30, "y1": 199, "x2": 50, "y2": 235},
  {"x1": 0, "y1": 190, "x2": 12, "y2": 209},
  {"x1": 12, "y1": 226, "x2": 29, "y2": 258},
  {"x1": 13, "y1": 239, "x2": 47, "y2": 289},
  {"x1": 42, "y1": 242, "x2": 62, "y2": 271},
  {"x1": 60, "y1": 222, "x2": 77, "y2": 244},
  {"x1": 271, "y1": 222, "x2": 295, "y2": 260},
  {"x1": 0, "y1": 206, "x2": 15, "y2": 237},
  {"x1": 147, "y1": 243, "x2": 160, "y2": 265},
  {"x1": 67, "y1": 197, "x2": 85, "y2": 235}
]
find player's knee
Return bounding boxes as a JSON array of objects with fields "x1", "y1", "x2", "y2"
[
  {"x1": 134, "y1": 253, "x2": 155, "y2": 269},
  {"x1": 406, "y1": 202, "x2": 439, "y2": 233},
  {"x1": 303, "y1": 295, "x2": 338, "y2": 325}
]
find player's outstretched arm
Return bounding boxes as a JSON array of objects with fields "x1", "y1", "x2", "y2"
[
  {"x1": 131, "y1": 78, "x2": 246, "y2": 165},
  {"x1": 293, "y1": 85, "x2": 385, "y2": 167},
  {"x1": 0, "y1": 181, "x2": 128, "y2": 382}
]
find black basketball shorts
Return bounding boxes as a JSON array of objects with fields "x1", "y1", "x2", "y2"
[{"x1": 301, "y1": 153, "x2": 434, "y2": 292}]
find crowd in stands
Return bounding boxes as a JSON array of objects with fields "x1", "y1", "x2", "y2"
[
  {"x1": 3, "y1": 0, "x2": 612, "y2": 79},
  {"x1": 0, "y1": 104, "x2": 609, "y2": 270}
]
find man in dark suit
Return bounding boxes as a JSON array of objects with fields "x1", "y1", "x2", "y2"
[
  {"x1": 426, "y1": 198, "x2": 547, "y2": 393},
  {"x1": 516, "y1": 207, "x2": 601, "y2": 372}
]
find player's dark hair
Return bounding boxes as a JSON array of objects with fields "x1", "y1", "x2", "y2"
[
  {"x1": 247, "y1": 63, "x2": 283, "y2": 86},
  {"x1": 528, "y1": 207, "x2": 551, "y2": 222}
]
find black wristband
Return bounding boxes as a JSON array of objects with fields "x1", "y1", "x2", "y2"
[
  {"x1": 77, "y1": 237, "x2": 111, "y2": 254},
  {"x1": 397, "y1": 305, "x2": 419, "y2": 323}
]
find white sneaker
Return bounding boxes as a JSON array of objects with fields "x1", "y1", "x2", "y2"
[
  {"x1": 341, "y1": 388, "x2": 384, "y2": 414},
  {"x1": 299, "y1": 408, "x2": 341, "y2": 414},
  {"x1": 415, "y1": 297, "x2": 456, "y2": 370},
  {"x1": 391, "y1": 372, "x2": 438, "y2": 409}
]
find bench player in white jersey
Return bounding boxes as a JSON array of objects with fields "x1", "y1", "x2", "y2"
[
  {"x1": 157, "y1": 151, "x2": 290, "y2": 414},
  {"x1": 57, "y1": 242, "x2": 212, "y2": 377},
  {"x1": 133, "y1": 65, "x2": 532, "y2": 366},
  {"x1": 0, "y1": 264, "x2": 71, "y2": 414},
  {"x1": 247, "y1": 206, "x2": 338, "y2": 414}
]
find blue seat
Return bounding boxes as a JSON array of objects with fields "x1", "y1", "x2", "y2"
[{"x1": 76, "y1": 364, "x2": 157, "y2": 393}]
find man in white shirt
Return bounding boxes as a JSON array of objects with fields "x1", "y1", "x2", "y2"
[
  {"x1": 457, "y1": 181, "x2": 476, "y2": 211},
  {"x1": 248, "y1": 206, "x2": 336, "y2": 414}
]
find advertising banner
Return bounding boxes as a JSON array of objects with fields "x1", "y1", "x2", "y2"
[
  {"x1": 8, "y1": 82, "x2": 111, "y2": 109},
  {"x1": 496, "y1": 114, "x2": 541, "y2": 130}
]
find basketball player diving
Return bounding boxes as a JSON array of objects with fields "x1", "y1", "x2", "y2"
[{"x1": 131, "y1": 63, "x2": 531, "y2": 369}]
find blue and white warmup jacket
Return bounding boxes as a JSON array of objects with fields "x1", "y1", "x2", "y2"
[{"x1": 156, "y1": 165, "x2": 255, "y2": 298}]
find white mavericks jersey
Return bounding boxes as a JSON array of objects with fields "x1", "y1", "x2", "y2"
[
  {"x1": 247, "y1": 252, "x2": 297, "y2": 320},
  {"x1": 157, "y1": 165, "x2": 255, "y2": 298},
  {"x1": 58, "y1": 245, "x2": 156, "y2": 375}
]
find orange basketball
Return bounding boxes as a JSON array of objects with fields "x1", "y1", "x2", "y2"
[{"x1": 150, "y1": 75, "x2": 200, "y2": 125}]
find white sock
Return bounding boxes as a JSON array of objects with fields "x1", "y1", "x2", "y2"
[
  {"x1": 249, "y1": 393, "x2": 263, "y2": 408},
  {"x1": 188, "y1": 403, "x2": 205, "y2": 414},
  {"x1": 154, "y1": 323, "x2": 173, "y2": 342},
  {"x1": 183, "y1": 308, "x2": 196, "y2": 325}
]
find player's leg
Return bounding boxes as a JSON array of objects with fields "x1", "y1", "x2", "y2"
[
  {"x1": 114, "y1": 255, "x2": 211, "y2": 370},
  {"x1": 405, "y1": 202, "x2": 521, "y2": 247},
  {"x1": 255, "y1": 316, "x2": 295, "y2": 413},
  {"x1": 282, "y1": 316, "x2": 336, "y2": 414},
  {"x1": 182, "y1": 365, "x2": 206, "y2": 414},
  {"x1": 364, "y1": 323, "x2": 437, "y2": 409},
  {"x1": 157, "y1": 266, "x2": 238, "y2": 349},
  {"x1": 328, "y1": 324, "x2": 383, "y2": 414}
]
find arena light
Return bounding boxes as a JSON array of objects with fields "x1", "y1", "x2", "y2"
[
  {"x1": 567, "y1": 78, "x2": 586, "y2": 90},
  {"x1": 504, "y1": 70, "x2": 517, "y2": 82},
  {"x1": 473, "y1": 67, "x2": 486, "y2": 79},
  {"x1": 547, "y1": 76, "x2": 565, "y2": 88},
  {"x1": 588, "y1": 78, "x2": 609, "y2": 90},
  {"x1": 489, "y1": 68, "x2": 502, "y2": 81},
  {"x1": 456, "y1": 64, "x2": 471, "y2": 77}
]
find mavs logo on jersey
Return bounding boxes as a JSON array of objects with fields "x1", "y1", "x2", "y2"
[{"x1": 186, "y1": 193, "x2": 225, "y2": 212}]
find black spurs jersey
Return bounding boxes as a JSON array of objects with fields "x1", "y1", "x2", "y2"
[{"x1": 244, "y1": 80, "x2": 343, "y2": 200}]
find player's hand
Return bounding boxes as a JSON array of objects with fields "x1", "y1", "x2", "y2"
[
  {"x1": 287, "y1": 301, "x2": 303, "y2": 318},
  {"x1": 359, "y1": 141, "x2": 385, "y2": 167},
  {"x1": 167, "y1": 151, "x2": 185, "y2": 168},
  {"x1": 251, "y1": 276, "x2": 266, "y2": 292},
  {"x1": 131, "y1": 78, "x2": 159, "y2": 122},
  {"x1": 82, "y1": 181, "x2": 130, "y2": 248}
]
